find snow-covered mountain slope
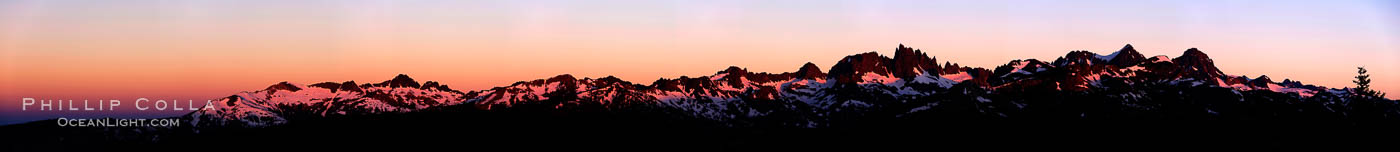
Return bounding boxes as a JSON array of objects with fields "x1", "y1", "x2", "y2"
[
  {"x1": 189, "y1": 74, "x2": 472, "y2": 127},
  {"x1": 188, "y1": 44, "x2": 1396, "y2": 128}
]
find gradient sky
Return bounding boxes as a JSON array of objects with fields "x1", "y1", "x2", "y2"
[{"x1": 2, "y1": 0, "x2": 1397, "y2": 125}]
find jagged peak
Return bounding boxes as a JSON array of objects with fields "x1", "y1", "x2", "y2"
[
  {"x1": 941, "y1": 62, "x2": 963, "y2": 74},
  {"x1": 309, "y1": 80, "x2": 363, "y2": 93},
  {"x1": 1170, "y1": 48, "x2": 1224, "y2": 81},
  {"x1": 1171, "y1": 48, "x2": 1216, "y2": 63},
  {"x1": 1278, "y1": 78, "x2": 1314, "y2": 88},
  {"x1": 800, "y1": 62, "x2": 820, "y2": 70},
  {"x1": 392, "y1": 74, "x2": 414, "y2": 82},
  {"x1": 378, "y1": 74, "x2": 421, "y2": 88},
  {"x1": 1066, "y1": 50, "x2": 1098, "y2": 55},
  {"x1": 1249, "y1": 75, "x2": 1274, "y2": 87},
  {"x1": 1053, "y1": 50, "x2": 1105, "y2": 66},
  {"x1": 498, "y1": 74, "x2": 577, "y2": 89},
  {"x1": 829, "y1": 51, "x2": 892, "y2": 83},
  {"x1": 340, "y1": 81, "x2": 362, "y2": 92},
  {"x1": 598, "y1": 75, "x2": 625, "y2": 82},
  {"x1": 265, "y1": 81, "x2": 302, "y2": 92},
  {"x1": 1109, "y1": 44, "x2": 1147, "y2": 67},
  {"x1": 891, "y1": 44, "x2": 938, "y2": 78},
  {"x1": 894, "y1": 44, "x2": 917, "y2": 57},
  {"x1": 548, "y1": 74, "x2": 577, "y2": 82},
  {"x1": 1255, "y1": 75, "x2": 1272, "y2": 82},
  {"x1": 1180, "y1": 48, "x2": 1208, "y2": 59},
  {"x1": 719, "y1": 66, "x2": 747, "y2": 75},
  {"x1": 796, "y1": 62, "x2": 826, "y2": 79}
]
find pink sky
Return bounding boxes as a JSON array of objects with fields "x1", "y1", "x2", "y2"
[{"x1": 2, "y1": 0, "x2": 1397, "y2": 124}]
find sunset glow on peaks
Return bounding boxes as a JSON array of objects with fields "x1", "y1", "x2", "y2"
[{"x1": 2, "y1": 0, "x2": 1398, "y2": 125}]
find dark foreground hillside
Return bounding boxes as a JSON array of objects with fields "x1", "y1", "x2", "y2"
[{"x1": 5, "y1": 102, "x2": 1400, "y2": 151}]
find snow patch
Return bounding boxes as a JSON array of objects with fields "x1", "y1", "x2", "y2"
[
  {"x1": 941, "y1": 72, "x2": 973, "y2": 83},
  {"x1": 1097, "y1": 51, "x2": 1121, "y2": 61},
  {"x1": 1150, "y1": 55, "x2": 1171, "y2": 63},
  {"x1": 860, "y1": 72, "x2": 902, "y2": 85},
  {"x1": 1010, "y1": 60, "x2": 1030, "y2": 73},
  {"x1": 841, "y1": 100, "x2": 871, "y2": 108}
]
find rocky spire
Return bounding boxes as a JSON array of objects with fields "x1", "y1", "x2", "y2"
[{"x1": 891, "y1": 44, "x2": 939, "y2": 79}]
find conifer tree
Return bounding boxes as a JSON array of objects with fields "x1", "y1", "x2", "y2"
[{"x1": 1354, "y1": 66, "x2": 1386, "y2": 99}]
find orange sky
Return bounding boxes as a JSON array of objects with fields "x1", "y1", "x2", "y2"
[{"x1": 2, "y1": 0, "x2": 1398, "y2": 123}]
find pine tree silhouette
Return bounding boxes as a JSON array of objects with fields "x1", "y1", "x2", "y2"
[{"x1": 1354, "y1": 66, "x2": 1386, "y2": 99}]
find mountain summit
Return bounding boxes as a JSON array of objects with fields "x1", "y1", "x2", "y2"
[
  {"x1": 1108, "y1": 44, "x2": 1147, "y2": 67},
  {"x1": 376, "y1": 74, "x2": 421, "y2": 88}
]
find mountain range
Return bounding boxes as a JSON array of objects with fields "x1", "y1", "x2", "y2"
[
  {"x1": 6, "y1": 44, "x2": 1398, "y2": 151},
  {"x1": 187, "y1": 44, "x2": 1394, "y2": 128}
]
